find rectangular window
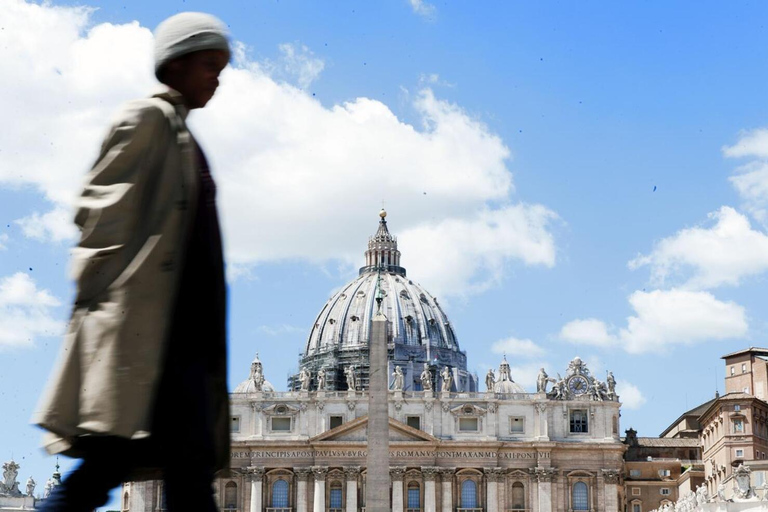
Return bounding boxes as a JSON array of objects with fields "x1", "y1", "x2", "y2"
[
  {"x1": 329, "y1": 488, "x2": 343, "y2": 509},
  {"x1": 271, "y1": 417, "x2": 292, "y2": 432},
  {"x1": 230, "y1": 416, "x2": 240, "y2": 433},
  {"x1": 570, "y1": 410, "x2": 589, "y2": 433},
  {"x1": 510, "y1": 416, "x2": 525, "y2": 434},
  {"x1": 629, "y1": 470, "x2": 641, "y2": 478},
  {"x1": 632, "y1": 488, "x2": 641, "y2": 496},
  {"x1": 658, "y1": 469, "x2": 670, "y2": 477},
  {"x1": 633, "y1": 503, "x2": 642, "y2": 512},
  {"x1": 731, "y1": 366, "x2": 735, "y2": 376},
  {"x1": 329, "y1": 415, "x2": 344, "y2": 430},
  {"x1": 736, "y1": 449, "x2": 744, "y2": 458},
  {"x1": 406, "y1": 416, "x2": 421, "y2": 430},
  {"x1": 660, "y1": 489, "x2": 670, "y2": 496},
  {"x1": 734, "y1": 404, "x2": 741, "y2": 411},
  {"x1": 734, "y1": 419, "x2": 744, "y2": 433},
  {"x1": 743, "y1": 363, "x2": 747, "y2": 373},
  {"x1": 458, "y1": 417, "x2": 479, "y2": 432}
]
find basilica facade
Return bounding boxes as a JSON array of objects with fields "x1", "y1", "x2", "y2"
[{"x1": 123, "y1": 211, "x2": 625, "y2": 512}]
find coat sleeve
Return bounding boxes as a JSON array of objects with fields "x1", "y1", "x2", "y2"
[{"x1": 71, "y1": 102, "x2": 171, "y2": 304}]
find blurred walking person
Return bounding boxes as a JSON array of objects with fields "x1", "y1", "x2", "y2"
[{"x1": 32, "y1": 12, "x2": 232, "y2": 512}]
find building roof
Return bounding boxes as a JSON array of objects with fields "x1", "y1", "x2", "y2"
[
  {"x1": 659, "y1": 397, "x2": 717, "y2": 438},
  {"x1": 721, "y1": 347, "x2": 768, "y2": 359},
  {"x1": 632, "y1": 437, "x2": 701, "y2": 448}
]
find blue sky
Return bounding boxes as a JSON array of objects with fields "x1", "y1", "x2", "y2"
[{"x1": 3, "y1": 0, "x2": 768, "y2": 506}]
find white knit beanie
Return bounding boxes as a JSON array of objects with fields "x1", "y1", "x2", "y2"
[{"x1": 154, "y1": 12, "x2": 231, "y2": 79}]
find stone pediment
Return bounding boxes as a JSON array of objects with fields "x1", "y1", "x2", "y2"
[{"x1": 310, "y1": 416, "x2": 438, "y2": 443}]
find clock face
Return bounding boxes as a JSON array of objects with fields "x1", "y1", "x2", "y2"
[{"x1": 568, "y1": 375, "x2": 590, "y2": 395}]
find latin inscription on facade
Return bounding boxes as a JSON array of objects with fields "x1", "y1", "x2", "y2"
[{"x1": 233, "y1": 450, "x2": 549, "y2": 460}]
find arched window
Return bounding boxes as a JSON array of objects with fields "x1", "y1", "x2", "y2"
[
  {"x1": 511, "y1": 482, "x2": 525, "y2": 510},
  {"x1": 329, "y1": 481, "x2": 343, "y2": 510},
  {"x1": 123, "y1": 492, "x2": 130, "y2": 511},
  {"x1": 272, "y1": 479, "x2": 289, "y2": 508},
  {"x1": 572, "y1": 482, "x2": 589, "y2": 511},
  {"x1": 407, "y1": 481, "x2": 420, "y2": 509},
  {"x1": 224, "y1": 482, "x2": 237, "y2": 509},
  {"x1": 461, "y1": 480, "x2": 478, "y2": 508}
]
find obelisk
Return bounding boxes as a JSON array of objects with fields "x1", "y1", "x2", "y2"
[{"x1": 366, "y1": 274, "x2": 390, "y2": 512}]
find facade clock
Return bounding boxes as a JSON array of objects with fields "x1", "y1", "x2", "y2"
[{"x1": 567, "y1": 375, "x2": 590, "y2": 395}]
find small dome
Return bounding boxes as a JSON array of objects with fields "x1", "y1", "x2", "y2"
[
  {"x1": 235, "y1": 352, "x2": 275, "y2": 393},
  {"x1": 494, "y1": 355, "x2": 526, "y2": 394}
]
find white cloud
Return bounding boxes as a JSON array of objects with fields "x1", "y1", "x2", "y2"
[
  {"x1": 257, "y1": 324, "x2": 306, "y2": 336},
  {"x1": 558, "y1": 318, "x2": 616, "y2": 348},
  {"x1": 408, "y1": 0, "x2": 436, "y2": 19},
  {"x1": 507, "y1": 362, "x2": 550, "y2": 392},
  {"x1": 0, "y1": 234, "x2": 8, "y2": 251},
  {"x1": 398, "y1": 206, "x2": 557, "y2": 298},
  {"x1": 0, "y1": 0, "x2": 558, "y2": 298},
  {"x1": 724, "y1": 129, "x2": 768, "y2": 224},
  {"x1": 730, "y1": 163, "x2": 768, "y2": 224},
  {"x1": 629, "y1": 207, "x2": 768, "y2": 289},
  {"x1": 561, "y1": 289, "x2": 747, "y2": 354},
  {"x1": 615, "y1": 380, "x2": 646, "y2": 410},
  {"x1": 491, "y1": 336, "x2": 545, "y2": 358},
  {"x1": 273, "y1": 42, "x2": 325, "y2": 89},
  {"x1": 723, "y1": 128, "x2": 768, "y2": 159},
  {"x1": 16, "y1": 206, "x2": 78, "y2": 243},
  {"x1": 0, "y1": 272, "x2": 63, "y2": 349}
]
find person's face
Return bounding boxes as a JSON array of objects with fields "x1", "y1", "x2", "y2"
[{"x1": 167, "y1": 49, "x2": 229, "y2": 109}]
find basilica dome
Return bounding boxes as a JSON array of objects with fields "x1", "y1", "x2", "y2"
[{"x1": 291, "y1": 211, "x2": 477, "y2": 392}]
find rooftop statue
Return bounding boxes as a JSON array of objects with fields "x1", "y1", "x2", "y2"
[
  {"x1": 392, "y1": 366, "x2": 404, "y2": 391},
  {"x1": 420, "y1": 363, "x2": 432, "y2": 392},
  {"x1": 1, "y1": 460, "x2": 21, "y2": 497},
  {"x1": 485, "y1": 368, "x2": 496, "y2": 392},
  {"x1": 298, "y1": 368, "x2": 311, "y2": 391},
  {"x1": 345, "y1": 365, "x2": 357, "y2": 391},
  {"x1": 440, "y1": 366, "x2": 453, "y2": 392},
  {"x1": 25, "y1": 476, "x2": 35, "y2": 497},
  {"x1": 317, "y1": 368, "x2": 327, "y2": 391}
]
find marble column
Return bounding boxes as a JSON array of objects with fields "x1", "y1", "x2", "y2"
[
  {"x1": 391, "y1": 467, "x2": 406, "y2": 512},
  {"x1": 422, "y1": 467, "x2": 439, "y2": 512},
  {"x1": 247, "y1": 467, "x2": 265, "y2": 512},
  {"x1": 533, "y1": 468, "x2": 556, "y2": 512},
  {"x1": 345, "y1": 467, "x2": 361, "y2": 512},
  {"x1": 601, "y1": 470, "x2": 620, "y2": 512},
  {"x1": 295, "y1": 468, "x2": 312, "y2": 512},
  {"x1": 312, "y1": 467, "x2": 328, "y2": 512},
  {"x1": 484, "y1": 469, "x2": 504, "y2": 512},
  {"x1": 438, "y1": 469, "x2": 455, "y2": 512}
]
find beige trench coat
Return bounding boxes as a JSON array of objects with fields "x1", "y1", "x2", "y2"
[{"x1": 32, "y1": 89, "x2": 230, "y2": 475}]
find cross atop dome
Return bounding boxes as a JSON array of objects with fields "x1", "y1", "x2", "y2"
[{"x1": 359, "y1": 210, "x2": 406, "y2": 276}]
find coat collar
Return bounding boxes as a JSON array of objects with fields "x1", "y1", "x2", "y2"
[{"x1": 151, "y1": 86, "x2": 190, "y2": 121}]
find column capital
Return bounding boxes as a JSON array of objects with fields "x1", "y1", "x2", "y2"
[
  {"x1": 421, "y1": 466, "x2": 440, "y2": 481},
  {"x1": 438, "y1": 468, "x2": 455, "y2": 479},
  {"x1": 246, "y1": 466, "x2": 265, "y2": 480},
  {"x1": 484, "y1": 468, "x2": 506, "y2": 482},
  {"x1": 311, "y1": 466, "x2": 328, "y2": 480},
  {"x1": 344, "y1": 466, "x2": 362, "y2": 479},
  {"x1": 530, "y1": 467, "x2": 558, "y2": 482},
  {"x1": 601, "y1": 469, "x2": 620, "y2": 484},
  {"x1": 294, "y1": 467, "x2": 313, "y2": 481},
  {"x1": 390, "y1": 467, "x2": 407, "y2": 480}
]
